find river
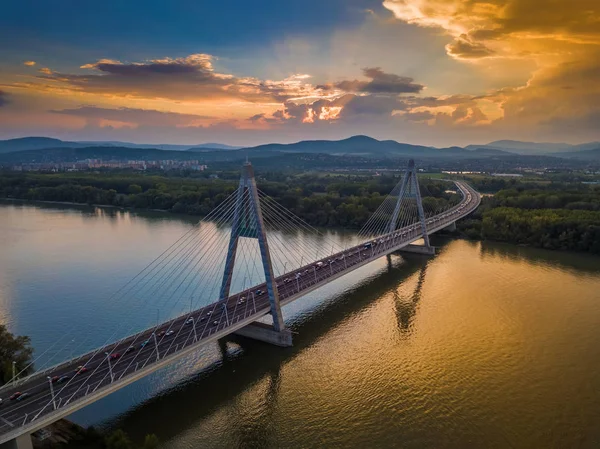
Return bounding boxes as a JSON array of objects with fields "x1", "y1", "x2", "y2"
[{"x1": 1, "y1": 201, "x2": 600, "y2": 448}]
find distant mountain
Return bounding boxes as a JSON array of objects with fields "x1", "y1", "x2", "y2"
[
  {"x1": 0, "y1": 137, "x2": 84, "y2": 153},
  {"x1": 0, "y1": 146, "x2": 201, "y2": 163},
  {"x1": 2, "y1": 135, "x2": 597, "y2": 163},
  {"x1": 189, "y1": 143, "x2": 241, "y2": 150},
  {"x1": 470, "y1": 147, "x2": 515, "y2": 155},
  {"x1": 486, "y1": 140, "x2": 572, "y2": 152},
  {"x1": 465, "y1": 140, "x2": 600, "y2": 155},
  {"x1": 0, "y1": 137, "x2": 239, "y2": 154},
  {"x1": 552, "y1": 148, "x2": 600, "y2": 160},
  {"x1": 77, "y1": 141, "x2": 196, "y2": 151},
  {"x1": 242, "y1": 135, "x2": 442, "y2": 157}
]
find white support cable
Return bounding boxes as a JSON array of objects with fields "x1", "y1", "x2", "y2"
[
  {"x1": 258, "y1": 203, "x2": 332, "y2": 272},
  {"x1": 258, "y1": 201, "x2": 341, "y2": 268},
  {"x1": 257, "y1": 191, "x2": 345, "y2": 253},
  {"x1": 8, "y1": 189, "x2": 242, "y2": 384},
  {"x1": 29, "y1": 191, "x2": 246, "y2": 409}
]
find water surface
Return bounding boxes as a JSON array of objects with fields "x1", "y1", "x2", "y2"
[{"x1": 1, "y1": 202, "x2": 599, "y2": 448}]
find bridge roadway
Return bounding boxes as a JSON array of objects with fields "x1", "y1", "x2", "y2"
[{"x1": 0, "y1": 181, "x2": 479, "y2": 444}]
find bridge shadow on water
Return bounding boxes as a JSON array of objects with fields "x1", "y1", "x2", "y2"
[{"x1": 106, "y1": 249, "x2": 436, "y2": 444}]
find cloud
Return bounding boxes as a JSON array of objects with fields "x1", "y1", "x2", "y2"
[
  {"x1": 22, "y1": 53, "x2": 324, "y2": 104},
  {"x1": 23, "y1": 61, "x2": 36, "y2": 66},
  {"x1": 319, "y1": 67, "x2": 424, "y2": 94},
  {"x1": 50, "y1": 106, "x2": 215, "y2": 127},
  {"x1": 383, "y1": 0, "x2": 600, "y2": 60},
  {"x1": 445, "y1": 36, "x2": 495, "y2": 59}
]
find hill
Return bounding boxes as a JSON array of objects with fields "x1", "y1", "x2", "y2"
[
  {"x1": 0, "y1": 137, "x2": 84, "y2": 154},
  {"x1": 242, "y1": 135, "x2": 445, "y2": 157},
  {"x1": 552, "y1": 148, "x2": 600, "y2": 160},
  {"x1": 0, "y1": 137, "x2": 238, "y2": 154},
  {"x1": 188, "y1": 143, "x2": 241, "y2": 150}
]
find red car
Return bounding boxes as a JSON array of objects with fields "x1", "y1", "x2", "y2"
[
  {"x1": 9, "y1": 392, "x2": 22, "y2": 401},
  {"x1": 109, "y1": 353, "x2": 121, "y2": 360},
  {"x1": 50, "y1": 376, "x2": 60, "y2": 383},
  {"x1": 75, "y1": 365, "x2": 88, "y2": 374}
]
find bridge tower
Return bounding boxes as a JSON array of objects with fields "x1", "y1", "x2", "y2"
[
  {"x1": 389, "y1": 159, "x2": 434, "y2": 254},
  {"x1": 221, "y1": 161, "x2": 292, "y2": 346}
]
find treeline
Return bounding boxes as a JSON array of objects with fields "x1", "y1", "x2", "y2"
[
  {"x1": 457, "y1": 180, "x2": 600, "y2": 254},
  {"x1": 60, "y1": 426, "x2": 158, "y2": 449},
  {"x1": 0, "y1": 171, "x2": 457, "y2": 229}
]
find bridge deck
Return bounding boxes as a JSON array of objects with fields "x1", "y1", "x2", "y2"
[{"x1": 0, "y1": 181, "x2": 480, "y2": 443}]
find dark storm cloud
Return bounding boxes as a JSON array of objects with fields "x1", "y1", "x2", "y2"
[
  {"x1": 445, "y1": 37, "x2": 495, "y2": 59},
  {"x1": 29, "y1": 54, "x2": 317, "y2": 103},
  {"x1": 319, "y1": 67, "x2": 424, "y2": 94}
]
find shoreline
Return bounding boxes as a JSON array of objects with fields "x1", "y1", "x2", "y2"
[{"x1": 0, "y1": 197, "x2": 175, "y2": 215}]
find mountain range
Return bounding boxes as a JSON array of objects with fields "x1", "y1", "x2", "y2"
[{"x1": 0, "y1": 135, "x2": 598, "y2": 162}]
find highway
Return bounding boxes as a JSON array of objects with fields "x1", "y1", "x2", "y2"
[{"x1": 0, "y1": 180, "x2": 479, "y2": 443}]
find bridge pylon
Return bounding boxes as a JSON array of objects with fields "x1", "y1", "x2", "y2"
[
  {"x1": 389, "y1": 159, "x2": 434, "y2": 254},
  {"x1": 221, "y1": 161, "x2": 292, "y2": 346}
]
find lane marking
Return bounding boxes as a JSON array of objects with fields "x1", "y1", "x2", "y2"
[{"x1": 0, "y1": 417, "x2": 14, "y2": 428}]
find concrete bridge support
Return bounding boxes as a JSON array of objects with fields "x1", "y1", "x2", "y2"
[
  {"x1": 399, "y1": 244, "x2": 436, "y2": 256},
  {"x1": 234, "y1": 321, "x2": 293, "y2": 347},
  {"x1": 444, "y1": 221, "x2": 457, "y2": 232},
  {"x1": 0, "y1": 434, "x2": 33, "y2": 449},
  {"x1": 220, "y1": 161, "x2": 290, "y2": 347}
]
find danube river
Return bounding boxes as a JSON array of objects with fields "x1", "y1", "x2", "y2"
[{"x1": 1, "y1": 202, "x2": 600, "y2": 448}]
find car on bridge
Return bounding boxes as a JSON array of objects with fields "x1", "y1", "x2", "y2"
[
  {"x1": 9, "y1": 392, "x2": 23, "y2": 401},
  {"x1": 109, "y1": 353, "x2": 121, "y2": 360},
  {"x1": 57, "y1": 375, "x2": 70, "y2": 384},
  {"x1": 255, "y1": 289, "x2": 264, "y2": 296},
  {"x1": 16, "y1": 393, "x2": 30, "y2": 402},
  {"x1": 140, "y1": 340, "x2": 150, "y2": 348},
  {"x1": 166, "y1": 330, "x2": 175, "y2": 336},
  {"x1": 125, "y1": 346, "x2": 136, "y2": 354},
  {"x1": 75, "y1": 365, "x2": 88, "y2": 374},
  {"x1": 185, "y1": 317, "x2": 194, "y2": 325}
]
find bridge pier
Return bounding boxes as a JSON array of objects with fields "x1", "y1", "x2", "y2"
[
  {"x1": 444, "y1": 221, "x2": 457, "y2": 232},
  {"x1": 0, "y1": 434, "x2": 33, "y2": 449},
  {"x1": 399, "y1": 244, "x2": 436, "y2": 256},
  {"x1": 234, "y1": 321, "x2": 293, "y2": 347}
]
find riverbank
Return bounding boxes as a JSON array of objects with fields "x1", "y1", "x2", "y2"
[
  {"x1": 33, "y1": 419, "x2": 86, "y2": 448},
  {"x1": 0, "y1": 197, "x2": 172, "y2": 215}
]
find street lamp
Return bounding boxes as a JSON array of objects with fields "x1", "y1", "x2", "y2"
[
  {"x1": 12, "y1": 361, "x2": 16, "y2": 385},
  {"x1": 152, "y1": 333, "x2": 160, "y2": 362},
  {"x1": 104, "y1": 352, "x2": 114, "y2": 382},
  {"x1": 47, "y1": 377, "x2": 57, "y2": 410}
]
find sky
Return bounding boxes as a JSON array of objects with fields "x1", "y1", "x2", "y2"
[{"x1": 0, "y1": 0, "x2": 599, "y2": 147}]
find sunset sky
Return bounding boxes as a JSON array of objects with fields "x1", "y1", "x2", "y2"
[{"x1": 1, "y1": 0, "x2": 599, "y2": 146}]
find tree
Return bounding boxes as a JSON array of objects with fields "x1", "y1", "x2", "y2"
[
  {"x1": 105, "y1": 429, "x2": 133, "y2": 449},
  {"x1": 142, "y1": 434, "x2": 160, "y2": 449},
  {"x1": 0, "y1": 325, "x2": 33, "y2": 385},
  {"x1": 128, "y1": 184, "x2": 143, "y2": 194}
]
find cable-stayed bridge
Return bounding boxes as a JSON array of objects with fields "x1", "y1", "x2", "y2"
[{"x1": 0, "y1": 160, "x2": 480, "y2": 448}]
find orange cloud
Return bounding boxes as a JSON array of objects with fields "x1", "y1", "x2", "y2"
[{"x1": 23, "y1": 61, "x2": 36, "y2": 66}]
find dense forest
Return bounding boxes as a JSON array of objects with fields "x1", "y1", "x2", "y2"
[
  {"x1": 457, "y1": 177, "x2": 600, "y2": 254},
  {"x1": 1, "y1": 171, "x2": 599, "y2": 254},
  {"x1": 0, "y1": 171, "x2": 457, "y2": 229}
]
